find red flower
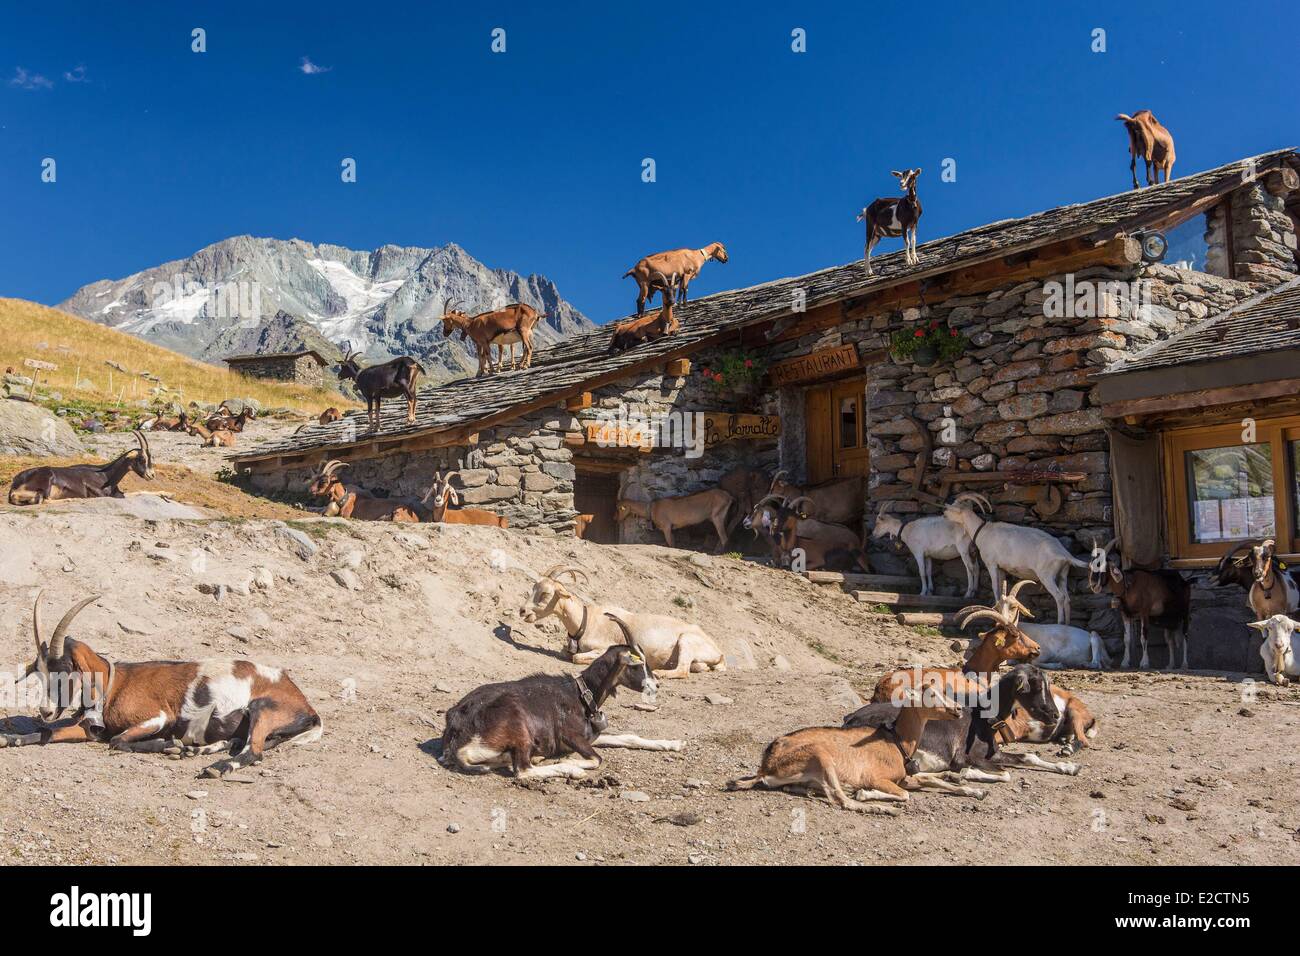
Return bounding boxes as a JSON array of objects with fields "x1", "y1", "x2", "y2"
[
  {"x1": 744, "y1": 359, "x2": 753, "y2": 368},
  {"x1": 701, "y1": 368, "x2": 711, "y2": 376},
  {"x1": 914, "y1": 329, "x2": 924, "y2": 338},
  {"x1": 929, "y1": 322, "x2": 938, "y2": 331},
  {"x1": 950, "y1": 329, "x2": 958, "y2": 337},
  {"x1": 714, "y1": 373, "x2": 724, "y2": 382}
]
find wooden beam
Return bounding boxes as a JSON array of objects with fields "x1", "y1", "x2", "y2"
[
  {"x1": 565, "y1": 391, "x2": 593, "y2": 411},
  {"x1": 664, "y1": 358, "x2": 691, "y2": 377},
  {"x1": 1101, "y1": 377, "x2": 1300, "y2": 420},
  {"x1": 1266, "y1": 167, "x2": 1300, "y2": 196}
]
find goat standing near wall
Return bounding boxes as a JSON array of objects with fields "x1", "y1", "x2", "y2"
[
  {"x1": 767, "y1": 470, "x2": 864, "y2": 528},
  {"x1": 1116, "y1": 110, "x2": 1176, "y2": 188},
  {"x1": 871, "y1": 499, "x2": 979, "y2": 597},
  {"x1": 8, "y1": 431, "x2": 155, "y2": 505},
  {"x1": 624, "y1": 242, "x2": 728, "y2": 315},
  {"x1": 616, "y1": 488, "x2": 734, "y2": 552},
  {"x1": 1089, "y1": 537, "x2": 1191, "y2": 670},
  {"x1": 0, "y1": 591, "x2": 322, "y2": 779},
  {"x1": 857, "y1": 168, "x2": 922, "y2": 275},
  {"x1": 336, "y1": 350, "x2": 423, "y2": 431}
]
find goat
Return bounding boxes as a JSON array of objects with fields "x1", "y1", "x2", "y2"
[
  {"x1": 942, "y1": 492, "x2": 1089, "y2": 624},
  {"x1": 871, "y1": 499, "x2": 978, "y2": 597},
  {"x1": 727, "y1": 683, "x2": 984, "y2": 812},
  {"x1": 519, "y1": 565, "x2": 726, "y2": 678},
  {"x1": 439, "y1": 613, "x2": 682, "y2": 779},
  {"x1": 144, "y1": 410, "x2": 189, "y2": 432},
  {"x1": 1246, "y1": 614, "x2": 1300, "y2": 686},
  {"x1": 8, "y1": 431, "x2": 155, "y2": 505},
  {"x1": 746, "y1": 494, "x2": 868, "y2": 572},
  {"x1": 719, "y1": 466, "x2": 770, "y2": 539},
  {"x1": 1089, "y1": 536, "x2": 1191, "y2": 670},
  {"x1": 0, "y1": 591, "x2": 322, "y2": 779},
  {"x1": 624, "y1": 242, "x2": 728, "y2": 315},
  {"x1": 768, "y1": 470, "x2": 864, "y2": 527},
  {"x1": 421, "y1": 470, "x2": 508, "y2": 528},
  {"x1": 205, "y1": 429, "x2": 236, "y2": 448},
  {"x1": 845, "y1": 664, "x2": 1080, "y2": 779},
  {"x1": 319, "y1": 407, "x2": 341, "y2": 425},
  {"x1": 982, "y1": 581, "x2": 1109, "y2": 670},
  {"x1": 615, "y1": 488, "x2": 734, "y2": 553},
  {"x1": 306, "y1": 459, "x2": 422, "y2": 523},
  {"x1": 336, "y1": 350, "x2": 423, "y2": 431},
  {"x1": 1116, "y1": 110, "x2": 1175, "y2": 188},
  {"x1": 440, "y1": 301, "x2": 544, "y2": 375},
  {"x1": 205, "y1": 406, "x2": 255, "y2": 433},
  {"x1": 994, "y1": 681, "x2": 1099, "y2": 757},
  {"x1": 1246, "y1": 538, "x2": 1300, "y2": 621},
  {"x1": 574, "y1": 514, "x2": 594, "y2": 539},
  {"x1": 857, "y1": 168, "x2": 922, "y2": 275},
  {"x1": 608, "y1": 273, "x2": 679, "y2": 353}
]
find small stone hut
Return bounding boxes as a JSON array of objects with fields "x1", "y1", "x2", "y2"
[{"x1": 224, "y1": 350, "x2": 329, "y2": 387}]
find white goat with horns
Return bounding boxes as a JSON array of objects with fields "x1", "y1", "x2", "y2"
[
  {"x1": 871, "y1": 497, "x2": 979, "y2": 597},
  {"x1": 979, "y1": 581, "x2": 1110, "y2": 670},
  {"x1": 942, "y1": 492, "x2": 1090, "y2": 624}
]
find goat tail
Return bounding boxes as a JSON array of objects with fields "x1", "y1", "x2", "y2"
[
  {"x1": 1067, "y1": 555, "x2": 1091, "y2": 570},
  {"x1": 622, "y1": 268, "x2": 637, "y2": 279}
]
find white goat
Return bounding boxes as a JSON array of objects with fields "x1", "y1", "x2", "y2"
[
  {"x1": 871, "y1": 499, "x2": 979, "y2": 597},
  {"x1": 518, "y1": 565, "x2": 726, "y2": 679},
  {"x1": 989, "y1": 581, "x2": 1110, "y2": 670},
  {"x1": 942, "y1": 493, "x2": 1090, "y2": 624},
  {"x1": 1246, "y1": 614, "x2": 1300, "y2": 685}
]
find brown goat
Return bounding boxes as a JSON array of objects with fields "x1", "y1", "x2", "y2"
[
  {"x1": 440, "y1": 301, "x2": 544, "y2": 375},
  {"x1": 574, "y1": 514, "x2": 594, "y2": 539},
  {"x1": 205, "y1": 429, "x2": 236, "y2": 448},
  {"x1": 306, "y1": 460, "x2": 422, "y2": 523},
  {"x1": 624, "y1": 242, "x2": 727, "y2": 315},
  {"x1": 1116, "y1": 110, "x2": 1175, "y2": 188},
  {"x1": 319, "y1": 407, "x2": 341, "y2": 425},
  {"x1": 421, "y1": 470, "x2": 509, "y2": 527},
  {"x1": 1089, "y1": 536, "x2": 1191, "y2": 670},
  {"x1": 768, "y1": 469, "x2": 864, "y2": 527},
  {"x1": 608, "y1": 273, "x2": 679, "y2": 353},
  {"x1": 615, "y1": 488, "x2": 734, "y2": 552}
]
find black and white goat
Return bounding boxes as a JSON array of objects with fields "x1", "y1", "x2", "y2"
[
  {"x1": 857, "y1": 168, "x2": 922, "y2": 275},
  {"x1": 439, "y1": 613, "x2": 682, "y2": 779},
  {"x1": 0, "y1": 591, "x2": 322, "y2": 779}
]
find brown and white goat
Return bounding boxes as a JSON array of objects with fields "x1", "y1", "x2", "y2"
[
  {"x1": 615, "y1": 487, "x2": 733, "y2": 552},
  {"x1": 857, "y1": 168, "x2": 922, "y2": 275},
  {"x1": 1116, "y1": 110, "x2": 1175, "y2": 188},
  {"x1": 440, "y1": 301, "x2": 544, "y2": 375},
  {"x1": 728, "y1": 681, "x2": 982, "y2": 812},
  {"x1": 439, "y1": 613, "x2": 681, "y2": 779},
  {"x1": 519, "y1": 565, "x2": 726, "y2": 678},
  {"x1": 1, "y1": 591, "x2": 322, "y2": 778},
  {"x1": 421, "y1": 470, "x2": 508, "y2": 528},
  {"x1": 745, "y1": 494, "x2": 868, "y2": 572},
  {"x1": 624, "y1": 242, "x2": 728, "y2": 315},
  {"x1": 1246, "y1": 538, "x2": 1300, "y2": 620},
  {"x1": 306, "y1": 459, "x2": 422, "y2": 523},
  {"x1": 1088, "y1": 537, "x2": 1191, "y2": 670},
  {"x1": 205, "y1": 406, "x2": 255, "y2": 433},
  {"x1": 608, "y1": 273, "x2": 680, "y2": 353},
  {"x1": 8, "y1": 431, "x2": 155, "y2": 505}
]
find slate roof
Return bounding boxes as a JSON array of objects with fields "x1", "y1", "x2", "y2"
[
  {"x1": 225, "y1": 349, "x2": 329, "y2": 365},
  {"x1": 1099, "y1": 275, "x2": 1300, "y2": 375},
  {"x1": 233, "y1": 148, "x2": 1299, "y2": 464}
]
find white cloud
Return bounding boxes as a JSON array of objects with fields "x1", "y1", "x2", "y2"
[
  {"x1": 299, "y1": 57, "x2": 332, "y2": 75},
  {"x1": 63, "y1": 65, "x2": 88, "y2": 83},
  {"x1": 9, "y1": 66, "x2": 53, "y2": 90}
]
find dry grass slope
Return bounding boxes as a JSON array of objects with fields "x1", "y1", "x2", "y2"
[{"x1": 0, "y1": 297, "x2": 356, "y2": 414}]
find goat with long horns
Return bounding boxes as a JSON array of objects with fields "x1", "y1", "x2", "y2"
[{"x1": 8, "y1": 430, "x2": 155, "y2": 505}]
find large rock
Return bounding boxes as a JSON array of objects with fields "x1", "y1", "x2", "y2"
[{"x1": 0, "y1": 399, "x2": 86, "y2": 457}]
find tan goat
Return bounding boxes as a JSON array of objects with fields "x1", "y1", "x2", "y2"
[
  {"x1": 440, "y1": 301, "x2": 544, "y2": 375},
  {"x1": 608, "y1": 273, "x2": 679, "y2": 353},
  {"x1": 306, "y1": 460, "x2": 422, "y2": 523},
  {"x1": 1116, "y1": 110, "x2": 1175, "y2": 188},
  {"x1": 615, "y1": 488, "x2": 734, "y2": 552},
  {"x1": 421, "y1": 470, "x2": 509, "y2": 528},
  {"x1": 623, "y1": 242, "x2": 727, "y2": 315}
]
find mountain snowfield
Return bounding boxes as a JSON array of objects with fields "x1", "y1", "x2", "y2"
[{"x1": 57, "y1": 236, "x2": 594, "y2": 381}]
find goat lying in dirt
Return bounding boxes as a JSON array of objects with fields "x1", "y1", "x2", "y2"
[
  {"x1": 727, "y1": 681, "x2": 980, "y2": 813},
  {"x1": 847, "y1": 664, "x2": 1079, "y2": 781},
  {"x1": 0, "y1": 591, "x2": 322, "y2": 779},
  {"x1": 439, "y1": 614, "x2": 682, "y2": 779},
  {"x1": 519, "y1": 565, "x2": 725, "y2": 678},
  {"x1": 9, "y1": 431, "x2": 155, "y2": 505}
]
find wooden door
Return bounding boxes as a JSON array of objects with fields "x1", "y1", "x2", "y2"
[
  {"x1": 804, "y1": 378, "x2": 868, "y2": 483},
  {"x1": 573, "y1": 470, "x2": 621, "y2": 544}
]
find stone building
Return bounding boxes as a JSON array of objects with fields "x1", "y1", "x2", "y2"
[
  {"x1": 224, "y1": 350, "x2": 329, "y2": 387},
  {"x1": 232, "y1": 149, "x2": 1300, "y2": 666}
]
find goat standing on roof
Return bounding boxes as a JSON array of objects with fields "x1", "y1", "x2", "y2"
[
  {"x1": 1, "y1": 591, "x2": 322, "y2": 779},
  {"x1": 335, "y1": 348, "x2": 423, "y2": 432},
  {"x1": 623, "y1": 242, "x2": 728, "y2": 316},
  {"x1": 1116, "y1": 110, "x2": 1175, "y2": 188},
  {"x1": 858, "y1": 168, "x2": 922, "y2": 275}
]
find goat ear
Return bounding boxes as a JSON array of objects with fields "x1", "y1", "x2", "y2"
[
  {"x1": 1109, "y1": 566, "x2": 1123, "y2": 582},
  {"x1": 890, "y1": 170, "x2": 903, "y2": 178},
  {"x1": 1246, "y1": 620, "x2": 1269, "y2": 632}
]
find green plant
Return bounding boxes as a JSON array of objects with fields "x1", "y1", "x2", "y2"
[
  {"x1": 889, "y1": 320, "x2": 966, "y2": 363},
  {"x1": 699, "y1": 350, "x2": 766, "y2": 392}
]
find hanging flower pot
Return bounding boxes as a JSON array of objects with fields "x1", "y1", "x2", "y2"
[
  {"x1": 912, "y1": 344, "x2": 938, "y2": 366},
  {"x1": 889, "y1": 321, "x2": 967, "y2": 367},
  {"x1": 700, "y1": 350, "x2": 767, "y2": 407}
]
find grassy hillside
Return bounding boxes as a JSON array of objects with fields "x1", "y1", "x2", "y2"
[{"x1": 0, "y1": 298, "x2": 356, "y2": 418}]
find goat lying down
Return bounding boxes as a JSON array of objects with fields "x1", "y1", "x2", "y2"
[
  {"x1": 519, "y1": 565, "x2": 725, "y2": 679},
  {"x1": 0, "y1": 592, "x2": 322, "y2": 779},
  {"x1": 975, "y1": 581, "x2": 1109, "y2": 670},
  {"x1": 440, "y1": 614, "x2": 682, "y2": 779},
  {"x1": 845, "y1": 664, "x2": 1079, "y2": 781}
]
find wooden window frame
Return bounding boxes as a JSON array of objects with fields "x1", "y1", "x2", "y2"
[{"x1": 1162, "y1": 413, "x2": 1300, "y2": 559}]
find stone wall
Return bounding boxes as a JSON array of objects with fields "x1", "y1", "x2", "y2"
[{"x1": 1204, "y1": 178, "x2": 1299, "y2": 283}]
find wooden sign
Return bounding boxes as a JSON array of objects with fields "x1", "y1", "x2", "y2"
[
  {"x1": 23, "y1": 358, "x2": 58, "y2": 372},
  {"x1": 584, "y1": 422, "x2": 654, "y2": 450},
  {"x1": 767, "y1": 345, "x2": 859, "y2": 387},
  {"x1": 701, "y1": 412, "x2": 781, "y2": 447}
]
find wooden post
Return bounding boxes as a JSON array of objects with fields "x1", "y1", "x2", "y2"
[{"x1": 565, "y1": 392, "x2": 593, "y2": 411}]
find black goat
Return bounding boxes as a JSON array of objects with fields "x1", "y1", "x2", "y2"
[
  {"x1": 438, "y1": 613, "x2": 679, "y2": 779},
  {"x1": 8, "y1": 431, "x2": 155, "y2": 505},
  {"x1": 844, "y1": 664, "x2": 1080, "y2": 782},
  {"x1": 336, "y1": 350, "x2": 424, "y2": 432}
]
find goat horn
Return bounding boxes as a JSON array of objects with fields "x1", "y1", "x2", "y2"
[
  {"x1": 48, "y1": 594, "x2": 100, "y2": 661},
  {"x1": 788, "y1": 496, "x2": 816, "y2": 515},
  {"x1": 769, "y1": 470, "x2": 790, "y2": 490},
  {"x1": 957, "y1": 608, "x2": 1010, "y2": 630},
  {"x1": 753, "y1": 494, "x2": 786, "y2": 509},
  {"x1": 952, "y1": 492, "x2": 991, "y2": 514},
  {"x1": 1008, "y1": 580, "x2": 1036, "y2": 599},
  {"x1": 442, "y1": 470, "x2": 461, "y2": 484},
  {"x1": 877, "y1": 500, "x2": 897, "y2": 515},
  {"x1": 544, "y1": 565, "x2": 590, "y2": 587},
  {"x1": 1103, "y1": 537, "x2": 1118, "y2": 554},
  {"x1": 32, "y1": 588, "x2": 45, "y2": 657},
  {"x1": 602, "y1": 612, "x2": 646, "y2": 661}
]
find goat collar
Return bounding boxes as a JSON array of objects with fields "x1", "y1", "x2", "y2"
[
  {"x1": 571, "y1": 603, "x2": 591, "y2": 642},
  {"x1": 571, "y1": 674, "x2": 608, "y2": 733},
  {"x1": 83, "y1": 661, "x2": 115, "y2": 730},
  {"x1": 969, "y1": 515, "x2": 989, "y2": 549}
]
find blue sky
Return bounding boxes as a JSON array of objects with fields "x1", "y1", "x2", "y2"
[{"x1": 1, "y1": 1, "x2": 1296, "y2": 324}]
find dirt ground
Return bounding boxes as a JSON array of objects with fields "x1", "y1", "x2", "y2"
[{"x1": 1, "y1": 426, "x2": 1298, "y2": 866}]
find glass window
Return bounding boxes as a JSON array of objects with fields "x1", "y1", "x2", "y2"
[
  {"x1": 839, "y1": 397, "x2": 858, "y2": 449},
  {"x1": 1165, "y1": 213, "x2": 1212, "y2": 272},
  {"x1": 1185, "y1": 443, "x2": 1274, "y2": 543}
]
